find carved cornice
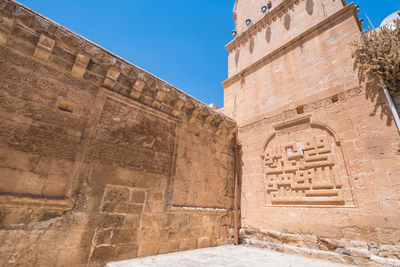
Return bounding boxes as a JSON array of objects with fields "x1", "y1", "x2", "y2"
[
  {"x1": 239, "y1": 86, "x2": 363, "y2": 133},
  {"x1": 226, "y1": 0, "x2": 306, "y2": 53},
  {"x1": 0, "y1": 0, "x2": 237, "y2": 138},
  {"x1": 227, "y1": 0, "x2": 349, "y2": 53},
  {"x1": 222, "y1": 3, "x2": 361, "y2": 88}
]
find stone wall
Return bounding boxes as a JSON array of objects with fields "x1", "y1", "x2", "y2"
[
  {"x1": 224, "y1": 0, "x2": 361, "y2": 124},
  {"x1": 0, "y1": 1, "x2": 237, "y2": 266},
  {"x1": 229, "y1": 0, "x2": 346, "y2": 77},
  {"x1": 224, "y1": 0, "x2": 400, "y2": 266},
  {"x1": 238, "y1": 86, "x2": 400, "y2": 266}
]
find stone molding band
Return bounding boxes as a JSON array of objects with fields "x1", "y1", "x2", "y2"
[
  {"x1": 0, "y1": 0, "x2": 237, "y2": 137},
  {"x1": 227, "y1": 0, "x2": 348, "y2": 53},
  {"x1": 222, "y1": 3, "x2": 361, "y2": 88},
  {"x1": 239, "y1": 86, "x2": 363, "y2": 133}
]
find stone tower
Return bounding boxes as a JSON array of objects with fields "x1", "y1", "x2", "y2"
[
  {"x1": 0, "y1": 0, "x2": 237, "y2": 265},
  {"x1": 224, "y1": 0, "x2": 360, "y2": 123},
  {"x1": 223, "y1": 0, "x2": 400, "y2": 265}
]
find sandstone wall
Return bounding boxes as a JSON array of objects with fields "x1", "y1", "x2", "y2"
[
  {"x1": 232, "y1": 0, "x2": 347, "y2": 36},
  {"x1": 224, "y1": 0, "x2": 400, "y2": 266},
  {"x1": 0, "y1": 1, "x2": 237, "y2": 266},
  {"x1": 229, "y1": 0, "x2": 345, "y2": 77},
  {"x1": 238, "y1": 86, "x2": 400, "y2": 266},
  {"x1": 224, "y1": 0, "x2": 360, "y2": 124}
]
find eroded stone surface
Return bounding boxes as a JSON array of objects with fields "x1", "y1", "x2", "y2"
[
  {"x1": 0, "y1": 0, "x2": 399, "y2": 266},
  {"x1": 223, "y1": 0, "x2": 400, "y2": 266},
  {"x1": 0, "y1": 1, "x2": 237, "y2": 266}
]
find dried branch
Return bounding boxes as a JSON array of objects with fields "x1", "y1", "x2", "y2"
[{"x1": 352, "y1": 11, "x2": 400, "y2": 95}]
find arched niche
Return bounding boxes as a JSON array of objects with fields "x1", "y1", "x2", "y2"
[{"x1": 261, "y1": 116, "x2": 355, "y2": 207}]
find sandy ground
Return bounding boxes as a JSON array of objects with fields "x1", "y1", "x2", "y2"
[{"x1": 106, "y1": 245, "x2": 354, "y2": 267}]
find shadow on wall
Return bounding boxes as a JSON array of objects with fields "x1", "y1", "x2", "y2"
[
  {"x1": 357, "y1": 64, "x2": 395, "y2": 126},
  {"x1": 366, "y1": 79, "x2": 394, "y2": 126},
  {"x1": 284, "y1": 14, "x2": 291, "y2": 31},
  {"x1": 306, "y1": 0, "x2": 314, "y2": 16},
  {"x1": 236, "y1": 140, "x2": 244, "y2": 237},
  {"x1": 235, "y1": 50, "x2": 240, "y2": 67},
  {"x1": 249, "y1": 38, "x2": 255, "y2": 54},
  {"x1": 265, "y1": 27, "x2": 272, "y2": 43}
]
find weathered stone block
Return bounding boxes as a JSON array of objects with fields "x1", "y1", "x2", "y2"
[
  {"x1": 90, "y1": 245, "x2": 115, "y2": 263},
  {"x1": 179, "y1": 238, "x2": 197, "y2": 251},
  {"x1": 115, "y1": 203, "x2": 143, "y2": 214},
  {"x1": 111, "y1": 228, "x2": 138, "y2": 245},
  {"x1": 124, "y1": 214, "x2": 141, "y2": 229},
  {"x1": 379, "y1": 244, "x2": 400, "y2": 260},
  {"x1": 197, "y1": 237, "x2": 211, "y2": 248},
  {"x1": 133, "y1": 78, "x2": 145, "y2": 92},
  {"x1": 137, "y1": 242, "x2": 160, "y2": 257},
  {"x1": 71, "y1": 51, "x2": 90, "y2": 78},
  {"x1": 103, "y1": 67, "x2": 120, "y2": 89},
  {"x1": 0, "y1": 2, "x2": 236, "y2": 267},
  {"x1": 97, "y1": 214, "x2": 125, "y2": 229},
  {"x1": 104, "y1": 187, "x2": 130, "y2": 203},
  {"x1": 94, "y1": 229, "x2": 112, "y2": 245},
  {"x1": 130, "y1": 191, "x2": 146, "y2": 204},
  {"x1": 158, "y1": 240, "x2": 179, "y2": 255},
  {"x1": 349, "y1": 248, "x2": 371, "y2": 259},
  {"x1": 57, "y1": 98, "x2": 74, "y2": 113},
  {"x1": 115, "y1": 244, "x2": 138, "y2": 261},
  {"x1": 0, "y1": 14, "x2": 13, "y2": 44},
  {"x1": 172, "y1": 99, "x2": 184, "y2": 116},
  {"x1": 33, "y1": 34, "x2": 55, "y2": 62},
  {"x1": 41, "y1": 180, "x2": 67, "y2": 198}
]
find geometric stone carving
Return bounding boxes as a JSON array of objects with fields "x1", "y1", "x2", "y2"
[
  {"x1": 262, "y1": 116, "x2": 354, "y2": 206},
  {"x1": 88, "y1": 97, "x2": 176, "y2": 174},
  {"x1": 33, "y1": 34, "x2": 55, "y2": 62}
]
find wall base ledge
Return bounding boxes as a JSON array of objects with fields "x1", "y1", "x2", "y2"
[{"x1": 241, "y1": 228, "x2": 400, "y2": 267}]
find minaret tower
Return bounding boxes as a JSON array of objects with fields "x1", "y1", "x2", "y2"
[
  {"x1": 223, "y1": 1, "x2": 400, "y2": 265},
  {"x1": 223, "y1": 0, "x2": 362, "y2": 124}
]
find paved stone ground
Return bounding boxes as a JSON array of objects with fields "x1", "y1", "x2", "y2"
[{"x1": 106, "y1": 245, "x2": 354, "y2": 267}]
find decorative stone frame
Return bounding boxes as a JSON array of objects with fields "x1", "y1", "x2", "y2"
[{"x1": 261, "y1": 116, "x2": 356, "y2": 207}]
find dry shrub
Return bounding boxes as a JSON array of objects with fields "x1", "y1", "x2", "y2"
[{"x1": 352, "y1": 11, "x2": 400, "y2": 95}]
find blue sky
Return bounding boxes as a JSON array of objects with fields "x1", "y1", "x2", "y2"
[{"x1": 17, "y1": 0, "x2": 400, "y2": 107}]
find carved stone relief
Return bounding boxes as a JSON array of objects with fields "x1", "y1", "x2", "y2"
[
  {"x1": 262, "y1": 116, "x2": 355, "y2": 206},
  {"x1": 87, "y1": 97, "x2": 177, "y2": 175}
]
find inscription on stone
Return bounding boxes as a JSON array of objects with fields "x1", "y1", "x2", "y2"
[
  {"x1": 263, "y1": 120, "x2": 349, "y2": 206},
  {"x1": 88, "y1": 98, "x2": 176, "y2": 174}
]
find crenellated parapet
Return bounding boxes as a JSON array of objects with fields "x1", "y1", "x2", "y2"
[{"x1": 0, "y1": 0, "x2": 237, "y2": 138}]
